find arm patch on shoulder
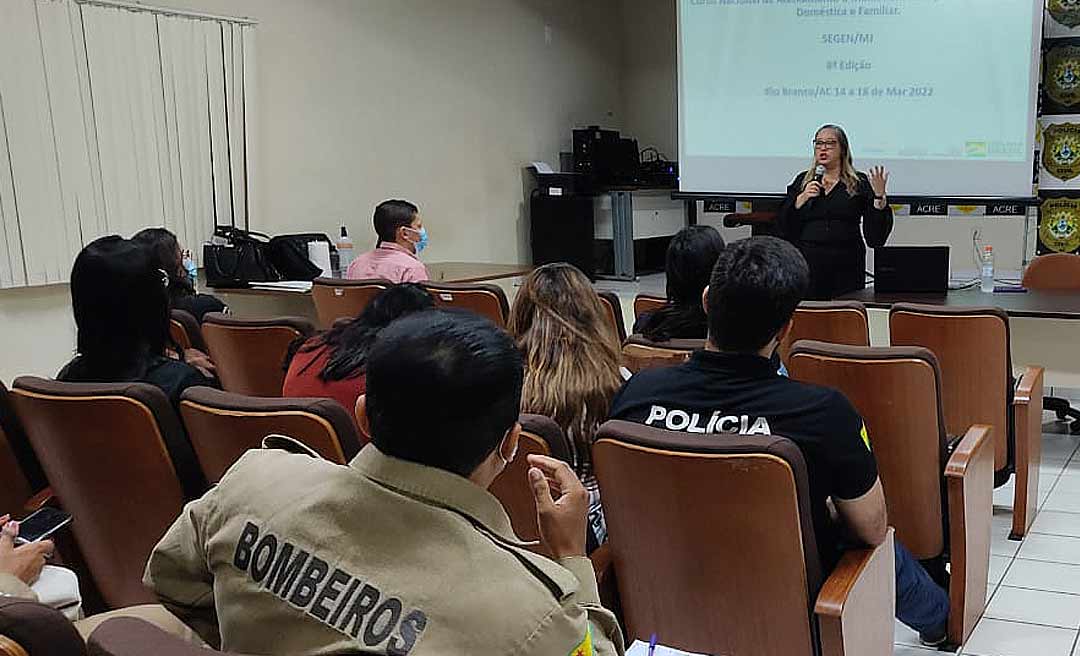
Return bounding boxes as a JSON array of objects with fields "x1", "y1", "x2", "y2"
[{"x1": 568, "y1": 625, "x2": 593, "y2": 656}]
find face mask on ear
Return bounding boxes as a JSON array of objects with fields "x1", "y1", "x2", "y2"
[
  {"x1": 404, "y1": 226, "x2": 428, "y2": 254},
  {"x1": 498, "y1": 429, "x2": 518, "y2": 469}
]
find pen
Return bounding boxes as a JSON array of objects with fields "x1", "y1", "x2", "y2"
[{"x1": 648, "y1": 633, "x2": 657, "y2": 656}]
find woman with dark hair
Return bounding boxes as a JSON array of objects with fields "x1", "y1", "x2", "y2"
[
  {"x1": 132, "y1": 227, "x2": 226, "y2": 321},
  {"x1": 59, "y1": 236, "x2": 215, "y2": 406},
  {"x1": 59, "y1": 236, "x2": 210, "y2": 498},
  {"x1": 282, "y1": 283, "x2": 435, "y2": 413},
  {"x1": 777, "y1": 124, "x2": 892, "y2": 299},
  {"x1": 345, "y1": 199, "x2": 430, "y2": 283},
  {"x1": 633, "y1": 225, "x2": 725, "y2": 340}
]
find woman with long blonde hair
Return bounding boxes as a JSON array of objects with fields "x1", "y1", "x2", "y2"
[
  {"x1": 777, "y1": 124, "x2": 893, "y2": 300},
  {"x1": 508, "y1": 263, "x2": 623, "y2": 548}
]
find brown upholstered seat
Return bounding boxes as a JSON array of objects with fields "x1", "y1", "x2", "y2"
[
  {"x1": 201, "y1": 313, "x2": 315, "y2": 397},
  {"x1": 179, "y1": 386, "x2": 364, "y2": 484},
  {"x1": 488, "y1": 414, "x2": 574, "y2": 548},
  {"x1": 311, "y1": 277, "x2": 391, "y2": 329},
  {"x1": 788, "y1": 341, "x2": 997, "y2": 645},
  {"x1": 779, "y1": 300, "x2": 869, "y2": 364},
  {"x1": 169, "y1": 310, "x2": 206, "y2": 353},
  {"x1": 889, "y1": 303, "x2": 1045, "y2": 537},
  {"x1": 620, "y1": 335, "x2": 703, "y2": 373},
  {"x1": 87, "y1": 617, "x2": 243, "y2": 656},
  {"x1": 593, "y1": 420, "x2": 895, "y2": 655},
  {"x1": 9, "y1": 378, "x2": 201, "y2": 608},
  {"x1": 0, "y1": 598, "x2": 85, "y2": 656},
  {"x1": 421, "y1": 281, "x2": 510, "y2": 328},
  {"x1": 1021, "y1": 252, "x2": 1080, "y2": 290},
  {"x1": 596, "y1": 291, "x2": 627, "y2": 343},
  {"x1": 632, "y1": 293, "x2": 666, "y2": 318}
]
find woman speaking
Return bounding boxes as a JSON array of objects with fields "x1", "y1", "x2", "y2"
[{"x1": 778, "y1": 125, "x2": 893, "y2": 300}]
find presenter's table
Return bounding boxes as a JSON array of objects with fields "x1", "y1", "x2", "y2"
[
  {"x1": 839, "y1": 287, "x2": 1080, "y2": 389},
  {"x1": 209, "y1": 262, "x2": 534, "y2": 323}
]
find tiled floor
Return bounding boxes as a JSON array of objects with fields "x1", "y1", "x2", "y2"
[
  {"x1": 899, "y1": 415, "x2": 1080, "y2": 656},
  {"x1": 593, "y1": 275, "x2": 1080, "y2": 655}
]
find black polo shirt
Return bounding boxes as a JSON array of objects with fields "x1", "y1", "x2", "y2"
[{"x1": 608, "y1": 349, "x2": 878, "y2": 569}]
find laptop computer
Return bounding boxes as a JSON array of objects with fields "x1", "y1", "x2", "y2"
[{"x1": 873, "y1": 246, "x2": 949, "y2": 294}]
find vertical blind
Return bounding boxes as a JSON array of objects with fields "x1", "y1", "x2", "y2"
[{"x1": 0, "y1": 0, "x2": 253, "y2": 288}]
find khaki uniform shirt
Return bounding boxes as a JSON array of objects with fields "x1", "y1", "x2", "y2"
[
  {"x1": 0, "y1": 574, "x2": 35, "y2": 601},
  {"x1": 144, "y1": 445, "x2": 624, "y2": 655}
]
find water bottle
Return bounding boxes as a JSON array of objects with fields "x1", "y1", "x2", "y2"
[
  {"x1": 980, "y1": 245, "x2": 994, "y2": 293},
  {"x1": 336, "y1": 225, "x2": 354, "y2": 276},
  {"x1": 182, "y1": 249, "x2": 198, "y2": 291}
]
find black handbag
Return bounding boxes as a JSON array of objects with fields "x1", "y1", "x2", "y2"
[
  {"x1": 267, "y1": 233, "x2": 336, "y2": 281},
  {"x1": 203, "y1": 227, "x2": 280, "y2": 288}
]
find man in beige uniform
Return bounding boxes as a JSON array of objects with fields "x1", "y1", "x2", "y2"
[{"x1": 144, "y1": 310, "x2": 624, "y2": 655}]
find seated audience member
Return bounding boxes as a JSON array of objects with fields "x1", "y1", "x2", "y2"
[
  {"x1": 144, "y1": 311, "x2": 624, "y2": 655},
  {"x1": 0, "y1": 515, "x2": 56, "y2": 603},
  {"x1": 133, "y1": 227, "x2": 227, "y2": 322},
  {"x1": 0, "y1": 515, "x2": 198, "y2": 640},
  {"x1": 59, "y1": 236, "x2": 215, "y2": 408},
  {"x1": 346, "y1": 199, "x2": 430, "y2": 283},
  {"x1": 283, "y1": 283, "x2": 434, "y2": 413},
  {"x1": 508, "y1": 263, "x2": 623, "y2": 549},
  {"x1": 609, "y1": 236, "x2": 949, "y2": 646},
  {"x1": 633, "y1": 225, "x2": 725, "y2": 340}
]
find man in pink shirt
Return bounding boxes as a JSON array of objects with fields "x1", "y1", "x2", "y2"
[{"x1": 346, "y1": 199, "x2": 430, "y2": 283}]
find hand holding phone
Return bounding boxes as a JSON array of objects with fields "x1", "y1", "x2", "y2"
[
  {"x1": 0, "y1": 514, "x2": 54, "y2": 585},
  {"x1": 12, "y1": 507, "x2": 72, "y2": 545}
]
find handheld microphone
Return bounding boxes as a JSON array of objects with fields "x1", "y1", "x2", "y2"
[{"x1": 808, "y1": 164, "x2": 826, "y2": 209}]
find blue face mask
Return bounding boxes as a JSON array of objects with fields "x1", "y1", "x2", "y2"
[{"x1": 411, "y1": 227, "x2": 429, "y2": 254}]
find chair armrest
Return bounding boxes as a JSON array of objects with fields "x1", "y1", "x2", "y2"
[
  {"x1": 1011, "y1": 366, "x2": 1045, "y2": 539},
  {"x1": 945, "y1": 424, "x2": 995, "y2": 647},
  {"x1": 87, "y1": 617, "x2": 214, "y2": 656},
  {"x1": 814, "y1": 528, "x2": 895, "y2": 656},
  {"x1": 22, "y1": 487, "x2": 54, "y2": 513},
  {"x1": 588, "y1": 544, "x2": 622, "y2": 616}
]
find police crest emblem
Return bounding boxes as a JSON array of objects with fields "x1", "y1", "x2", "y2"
[
  {"x1": 1050, "y1": 0, "x2": 1080, "y2": 29},
  {"x1": 1046, "y1": 45, "x2": 1080, "y2": 108},
  {"x1": 1043, "y1": 123, "x2": 1080, "y2": 181},
  {"x1": 1040, "y1": 198, "x2": 1080, "y2": 254}
]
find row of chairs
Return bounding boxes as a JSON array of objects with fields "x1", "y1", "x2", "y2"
[
  {"x1": 622, "y1": 299, "x2": 1044, "y2": 539},
  {"x1": 0, "y1": 381, "x2": 365, "y2": 610}
]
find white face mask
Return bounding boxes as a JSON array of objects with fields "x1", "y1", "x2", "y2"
[{"x1": 497, "y1": 429, "x2": 518, "y2": 469}]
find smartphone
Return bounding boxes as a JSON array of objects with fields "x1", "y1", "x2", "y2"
[{"x1": 12, "y1": 507, "x2": 72, "y2": 545}]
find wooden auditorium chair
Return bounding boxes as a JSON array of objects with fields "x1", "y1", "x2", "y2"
[
  {"x1": 592, "y1": 421, "x2": 895, "y2": 656},
  {"x1": 0, "y1": 598, "x2": 85, "y2": 656},
  {"x1": 311, "y1": 277, "x2": 391, "y2": 329},
  {"x1": 179, "y1": 387, "x2": 364, "y2": 484},
  {"x1": 421, "y1": 281, "x2": 510, "y2": 328},
  {"x1": 1021, "y1": 253, "x2": 1080, "y2": 433},
  {"x1": 488, "y1": 414, "x2": 575, "y2": 548},
  {"x1": 596, "y1": 291, "x2": 628, "y2": 343},
  {"x1": 9, "y1": 379, "x2": 204, "y2": 608},
  {"x1": 168, "y1": 309, "x2": 206, "y2": 353},
  {"x1": 889, "y1": 303, "x2": 1045, "y2": 537},
  {"x1": 201, "y1": 313, "x2": 315, "y2": 397},
  {"x1": 620, "y1": 335, "x2": 703, "y2": 373},
  {"x1": 778, "y1": 300, "x2": 869, "y2": 364},
  {"x1": 632, "y1": 293, "x2": 666, "y2": 319},
  {"x1": 0, "y1": 383, "x2": 45, "y2": 516},
  {"x1": 788, "y1": 341, "x2": 996, "y2": 645}
]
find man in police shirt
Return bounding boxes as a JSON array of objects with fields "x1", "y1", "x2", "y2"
[
  {"x1": 608, "y1": 236, "x2": 950, "y2": 647},
  {"x1": 144, "y1": 310, "x2": 624, "y2": 655}
]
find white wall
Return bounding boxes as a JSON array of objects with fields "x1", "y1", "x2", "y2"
[{"x1": 0, "y1": 0, "x2": 625, "y2": 384}]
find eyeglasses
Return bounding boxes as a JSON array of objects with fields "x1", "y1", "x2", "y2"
[{"x1": 813, "y1": 139, "x2": 840, "y2": 150}]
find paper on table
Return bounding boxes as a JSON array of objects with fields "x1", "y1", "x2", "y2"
[
  {"x1": 248, "y1": 280, "x2": 314, "y2": 292},
  {"x1": 530, "y1": 161, "x2": 555, "y2": 174},
  {"x1": 307, "y1": 240, "x2": 333, "y2": 278},
  {"x1": 626, "y1": 639, "x2": 709, "y2": 656}
]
